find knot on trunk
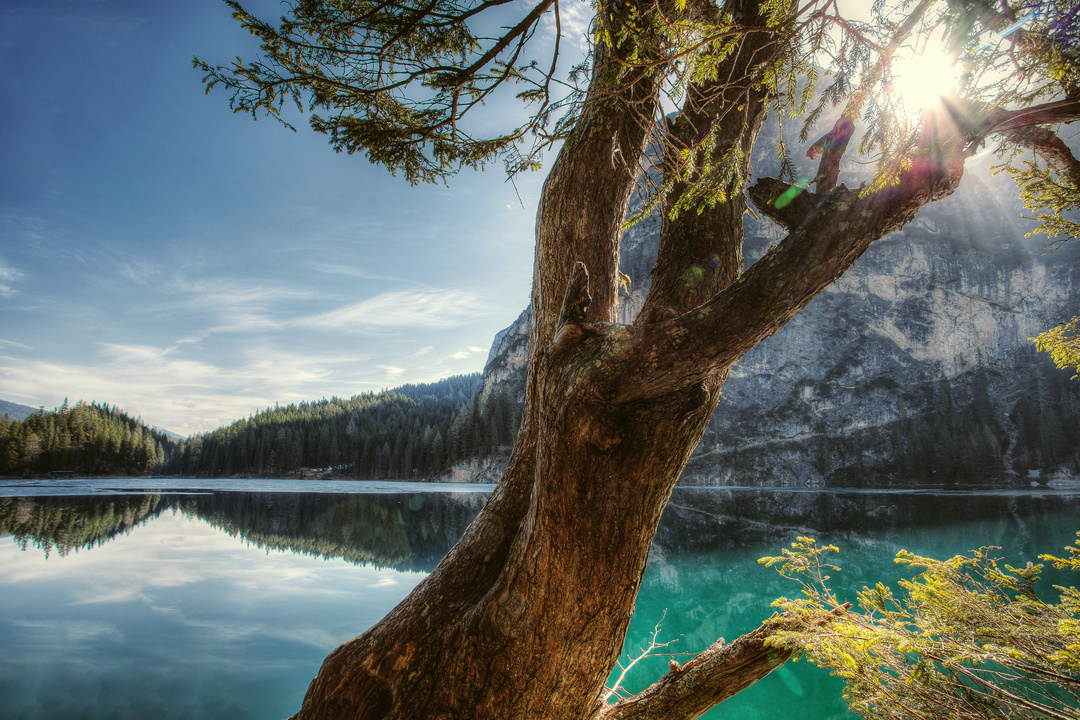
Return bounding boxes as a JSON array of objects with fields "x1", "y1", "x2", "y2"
[{"x1": 558, "y1": 261, "x2": 592, "y2": 328}]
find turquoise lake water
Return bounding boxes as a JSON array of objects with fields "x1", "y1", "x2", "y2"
[{"x1": 1, "y1": 480, "x2": 1078, "y2": 719}]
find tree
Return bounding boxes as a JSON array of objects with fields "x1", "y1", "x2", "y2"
[
  {"x1": 761, "y1": 535, "x2": 1080, "y2": 720},
  {"x1": 197, "y1": 1, "x2": 1080, "y2": 718}
]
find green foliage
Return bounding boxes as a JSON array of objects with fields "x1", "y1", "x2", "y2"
[
  {"x1": 198, "y1": 0, "x2": 1080, "y2": 229},
  {"x1": 1033, "y1": 316, "x2": 1080, "y2": 380},
  {"x1": 185, "y1": 374, "x2": 524, "y2": 479},
  {"x1": 1006, "y1": 158, "x2": 1080, "y2": 243},
  {"x1": 761, "y1": 536, "x2": 1080, "y2": 720},
  {"x1": 194, "y1": 0, "x2": 580, "y2": 184},
  {"x1": 0, "y1": 401, "x2": 181, "y2": 477}
]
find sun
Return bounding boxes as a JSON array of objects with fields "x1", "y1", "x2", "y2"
[{"x1": 891, "y1": 45, "x2": 957, "y2": 114}]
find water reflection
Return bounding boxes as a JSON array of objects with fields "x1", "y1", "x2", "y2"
[
  {"x1": 5, "y1": 487, "x2": 1077, "y2": 567},
  {"x1": 1, "y1": 486, "x2": 1078, "y2": 720},
  {"x1": 1, "y1": 491, "x2": 487, "y2": 571}
]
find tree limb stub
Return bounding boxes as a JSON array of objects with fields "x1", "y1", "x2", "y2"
[{"x1": 745, "y1": 176, "x2": 825, "y2": 231}]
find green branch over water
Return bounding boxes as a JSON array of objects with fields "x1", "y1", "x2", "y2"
[{"x1": 761, "y1": 536, "x2": 1080, "y2": 720}]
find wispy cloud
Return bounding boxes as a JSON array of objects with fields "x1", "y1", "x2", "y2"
[
  {"x1": 305, "y1": 261, "x2": 402, "y2": 283},
  {"x1": 538, "y1": 0, "x2": 591, "y2": 54},
  {"x1": 0, "y1": 210, "x2": 92, "y2": 267},
  {"x1": 116, "y1": 259, "x2": 167, "y2": 288},
  {"x1": 0, "y1": 260, "x2": 22, "y2": 298},
  {"x1": 304, "y1": 289, "x2": 487, "y2": 331},
  {"x1": 0, "y1": 343, "x2": 372, "y2": 436}
]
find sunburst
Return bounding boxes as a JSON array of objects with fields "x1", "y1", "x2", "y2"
[{"x1": 891, "y1": 44, "x2": 957, "y2": 115}]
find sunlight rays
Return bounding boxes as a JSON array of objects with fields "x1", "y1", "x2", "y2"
[{"x1": 891, "y1": 43, "x2": 957, "y2": 117}]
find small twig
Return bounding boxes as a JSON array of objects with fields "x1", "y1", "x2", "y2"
[{"x1": 604, "y1": 610, "x2": 694, "y2": 703}]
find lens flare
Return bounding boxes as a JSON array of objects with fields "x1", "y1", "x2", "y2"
[{"x1": 892, "y1": 45, "x2": 956, "y2": 114}]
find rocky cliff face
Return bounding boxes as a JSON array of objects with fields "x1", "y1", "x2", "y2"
[{"x1": 476, "y1": 149, "x2": 1080, "y2": 487}]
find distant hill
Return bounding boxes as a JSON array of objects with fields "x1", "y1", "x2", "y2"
[
  {"x1": 0, "y1": 400, "x2": 184, "y2": 477},
  {"x1": 184, "y1": 374, "x2": 502, "y2": 479},
  {"x1": 150, "y1": 426, "x2": 186, "y2": 443},
  {"x1": 0, "y1": 399, "x2": 38, "y2": 423}
]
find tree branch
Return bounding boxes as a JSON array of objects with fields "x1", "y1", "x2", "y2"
[
  {"x1": 637, "y1": 1, "x2": 785, "y2": 325},
  {"x1": 598, "y1": 608, "x2": 845, "y2": 720},
  {"x1": 604, "y1": 130, "x2": 968, "y2": 403},
  {"x1": 1002, "y1": 124, "x2": 1080, "y2": 183},
  {"x1": 979, "y1": 98, "x2": 1080, "y2": 140},
  {"x1": 598, "y1": 622, "x2": 787, "y2": 720}
]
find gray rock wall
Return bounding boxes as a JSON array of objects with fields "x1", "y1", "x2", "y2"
[{"x1": 471, "y1": 144, "x2": 1080, "y2": 488}]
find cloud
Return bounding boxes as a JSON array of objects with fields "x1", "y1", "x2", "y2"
[
  {"x1": 450, "y1": 345, "x2": 491, "y2": 359},
  {"x1": 540, "y1": 0, "x2": 591, "y2": 53},
  {"x1": 0, "y1": 260, "x2": 22, "y2": 298},
  {"x1": 0, "y1": 343, "x2": 378, "y2": 436},
  {"x1": 304, "y1": 289, "x2": 487, "y2": 332},
  {"x1": 116, "y1": 260, "x2": 163, "y2": 287},
  {"x1": 379, "y1": 366, "x2": 405, "y2": 381},
  {"x1": 305, "y1": 261, "x2": 402, "y2": 282}
]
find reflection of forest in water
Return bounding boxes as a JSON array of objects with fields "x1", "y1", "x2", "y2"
[
  {"x1": 0, "y1": 492, "x2": 487, "y2": 571},
  {"x1": 3, "y1": 488, "x2": 1079, "y2": 571}
]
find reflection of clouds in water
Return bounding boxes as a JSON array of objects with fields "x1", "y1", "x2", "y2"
[
  {"x1": 0, "y1": 511, "x2": 426, "y2": 720},
  {"x1": 11, "y1": 619, "x2": 124, "y2": 646},
  {"x1": 3, "y1": 513, "x2": 416, "y2": 602}
]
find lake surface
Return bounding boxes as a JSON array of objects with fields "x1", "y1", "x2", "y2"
[{"x1": 2, "y1": 479, "x2": 1079, "y2": 719}]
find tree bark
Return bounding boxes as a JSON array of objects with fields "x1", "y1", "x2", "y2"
[{"x1": 286, "y1": 6, "x2": 1079, "y2": 720}]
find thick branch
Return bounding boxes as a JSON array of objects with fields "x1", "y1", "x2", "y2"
[
  {"x1": 606, "y1": 137, "x2": 967, "y2": 403},
  {"x1": 637, "y1": 1, "x2": 784, "y2": 325},
  {"x1": 599, "y1": 607, "x2": 850, "y2": 720},
  {"x1": 605, "y1": 97, "x2": 1080, "y2": 403},
  {"x1": 599, "y1": 622, "x2": 787, "y2": 720},
  {"x1": 980, "y1": 98, "x2": 1080, "y2": 140}
]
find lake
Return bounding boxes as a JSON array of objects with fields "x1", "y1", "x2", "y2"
[{"x1": 2, "y1": 478, "x2": 1078, "y2": 719}]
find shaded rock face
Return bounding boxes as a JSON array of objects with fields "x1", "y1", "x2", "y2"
[{"x1": 477, "y1": 151, "x2": 1080, "y2": 488}]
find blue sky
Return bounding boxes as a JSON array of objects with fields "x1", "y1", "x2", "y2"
[{"x1": 0, "y1": 0, "x2": 560, "y2": 436}]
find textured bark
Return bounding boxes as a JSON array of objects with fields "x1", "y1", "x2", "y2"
[{"x1": 285, "y1": 5, "x2": 1079, "y2": 720}]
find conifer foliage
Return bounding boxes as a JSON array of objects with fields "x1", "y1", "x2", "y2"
[
  {"x1": 762, "y1": 536, "x2": 1080, "y2": 720},
  {"x1": 184, "y1": 374, "x2": 520, "y2": 478},
  {"x1": 0, "y1": 401, "x2": 180, "y2": 477}
]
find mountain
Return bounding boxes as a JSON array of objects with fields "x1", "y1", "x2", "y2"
[
  {"x1": 475, "y1": 148, "x2": 1080, "y2": 487},
  {"x1": 0, "y1": 399, "x2": 38, "y2": 423}
]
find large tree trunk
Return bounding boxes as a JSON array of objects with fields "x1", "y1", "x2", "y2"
[{"x1": 283, "y1": 3, "x2": 1065, "y2": 718}]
